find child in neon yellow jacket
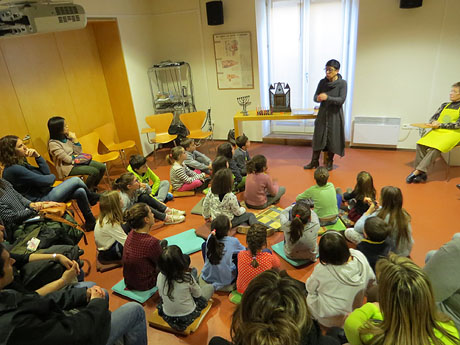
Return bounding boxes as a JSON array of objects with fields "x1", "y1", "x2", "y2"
[{"x1": 127, "y1": 154, "x2": 173, "y2": 203}]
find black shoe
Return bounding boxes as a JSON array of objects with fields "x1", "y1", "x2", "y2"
[
  {"x1": 83, "y1": 220, "x2": 96, "y2": 232},
  {"x1": 303, "y1": 161, "x2": 319, "y2": 170},
  {"x1": 196, "y1": 177, "x2": 211, "y2": 192},
  {"x1": 406, "y1": 172, "x2": 417, "y2": 184},
  {"x1": 413, "y1": 172, "x2": 427, "y2": 183},
  {"x1": 87, "y1": 191, "x2": 100, "y2": 206},
  {"x1": 78, "y1": 248, "x2": 85, "y2": 256},
  {"x1": 326, "y1": 161, "x2": 333, "y2": 171}
]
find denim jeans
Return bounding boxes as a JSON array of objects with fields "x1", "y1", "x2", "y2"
[
  {"x1": 39, "y1": 177, "x2": 95, "y2": 223},
  {"x1": 106, "y1": 302, "x2": 147, "y2": 345}
]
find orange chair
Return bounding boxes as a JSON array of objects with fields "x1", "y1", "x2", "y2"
[
  {"x1": 180, "y1": 111, "x2": 213, "y2": 146},
  {"x1": 78, "y1": 132, "x2": 120, "y2": 183},
  {"x1": 94, "y1": 123, "x2": 138, "y2": 167},
  {"x1": 141, "y1": 113, "x2": 177, "y2": 163}
]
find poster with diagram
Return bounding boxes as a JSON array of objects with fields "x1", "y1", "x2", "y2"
[{"x1": 213, "y1": 32, "x2": 254, "y2": 89}]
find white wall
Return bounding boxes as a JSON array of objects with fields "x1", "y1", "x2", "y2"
[
  {"x1": 75, "y1": 0, "x2": 262, "y2": 155},
  {"x1": 353, "y1": 0, "x2": 460, "y2": 149}
]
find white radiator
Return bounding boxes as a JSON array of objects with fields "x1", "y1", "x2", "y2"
[{"x1": 352, "y1": 116, "x2": 401, "y2": 147}]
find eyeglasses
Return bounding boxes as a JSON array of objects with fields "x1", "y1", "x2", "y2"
[{"x1": 325, "y1": 68, "x2": 336, "y2": 73}]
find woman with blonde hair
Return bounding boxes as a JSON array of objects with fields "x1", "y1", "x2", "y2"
[
  {"x1": 94, "y1": 190, "x2": 127, "y2": 261},
  {"x1": 345, "y1": 254, "x2": 460, "y2": 345},
  {"x1": 345, "y1": 186, "x2": 413, "y2": 257},
  {"x1": 209, "y1": 269, "x2": 339, "y2": 345}
]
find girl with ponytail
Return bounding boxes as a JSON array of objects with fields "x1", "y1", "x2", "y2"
[
  {"x1": 201, "y1": 215, "x2": 245, "y2": 291},
  {"x1": 281, "y1": 203, "x2": 320, "y2": 262},
  {"x1": 209, "y1": 270, "x2": 340, "y2": 345},
  {"x1": 236, "y1": 224, "x2": 280, "y2": 294}
]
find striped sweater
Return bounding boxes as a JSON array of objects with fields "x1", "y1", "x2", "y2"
[{"x1": 169, "y1": 162, "x2": 204, "y2": 190}]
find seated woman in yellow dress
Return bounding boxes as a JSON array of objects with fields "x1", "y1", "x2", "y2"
[{"x1": 407, "y1": 82, "x2": 460, "y2": 183}]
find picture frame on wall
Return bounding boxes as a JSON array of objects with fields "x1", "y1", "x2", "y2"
[{"x1": 213, "y1": 32, "x2": 254, "y2": 90}]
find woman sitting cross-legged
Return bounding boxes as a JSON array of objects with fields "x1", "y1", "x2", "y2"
[
  {"x1": 47, "y1": 116, "x2": 106, "y2": 191},
  {"x1": 0, "y1": 135, "x2": 99, "y2": 231},
  {"x1": 344, "y1": 254, "x2": 460, "y2": 345}
]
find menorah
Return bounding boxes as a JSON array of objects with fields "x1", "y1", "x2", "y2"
[{"x1": 237, "y1": 96, "x2": 251, "y2": 116}]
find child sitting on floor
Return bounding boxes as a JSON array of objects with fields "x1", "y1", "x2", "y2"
[
  {"x1": 113, "y1": 172, "x2": 185, "y2": 225},
  {"x1": 281, "y1": 203, "x2": 320, "y2": 262},
  {"x1": 127, "y1": 154, "x2": 173, "y2": 203},
  {"x1": 233, "y1": 134, "x2": 251, "y2": 176},
  {"x1": 306, "y1": 231, "x2": 375, "y2": 328},
  {"x1": 123, "y1": 203, "x2": 165, "y2": 291},
  {"x1": 201, "y1": 215, "x2": 245, "y2": 291},
  {"x1": 181, "y1": 138, "x2": 212, "y2": 175},
  {"x1": 236, "y1": 224, "x2": 280, "y2": 294},
  {"x1": 203, "y1": 168, "x2": 257, "y2": 232},
  {"x1": 244, "y1": 154, "x2": 286, "y2": 209},
  {"x1": 356, "y1": 216, "x2": 391, "y2": 272},
  {"x1": 211, "y1": 156, "x2": 229, "y2": 177},
  {"x1": 296, "y1": 166, "x2": 339, "y2": 226},
  {"x1": 157, "y1": 245, "x2": 214, "y2": 332},
  {"x1": 94, "y1": 190, "x2": 127, "y2": 261},
  {"x1": 217, "y1": 142, "x2": 244, "y2": 191},
  {"x1": 343, "y1": 171, "x2": 376, "y2": 223},
  {"x1": 168, "y1": 146, "x2": 209, "y2": 192}
]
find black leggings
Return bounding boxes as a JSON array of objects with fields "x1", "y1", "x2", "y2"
[{"x1": 138, "y1": 193, "x2": 167, "y2": 221}]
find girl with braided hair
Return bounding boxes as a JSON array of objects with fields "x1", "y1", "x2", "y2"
[{"x1": 236, "y1": 224, "x2": 280, "y2": 294}]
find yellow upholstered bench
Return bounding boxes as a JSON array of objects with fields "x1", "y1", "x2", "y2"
[{"x1": 148, "y1": 299, "x2": 213, "y2": 335}]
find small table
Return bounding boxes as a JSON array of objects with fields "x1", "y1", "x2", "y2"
[{"x1": 233, "y1": 110, "x2": 317, "y2": 138}]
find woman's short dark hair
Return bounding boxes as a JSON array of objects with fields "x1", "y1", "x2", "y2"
[
  {"x1": 326, "y1": 59, "x2": 340, "y2": 70},
  {"x1": 217, "y1": 142, "x2": 233, "y2": 160},
  {"x1": 319, "y1": 231, "x2": 350, "y2": 265},
  {"x1": 123, "y1": 203, "x2": 150, "y2": 229},
  {"x1": 47, "y1": 116, "x2": 66, "y2": 140},
  {"x1": 129, "y1": 154, "x2": 147, "y2": 171},
  {"x1": 211, "y1": 168, "x2": 233, "y2": 195},
  {"x1": 0, "y1": 135, "x2": 21, "y2": 167}
]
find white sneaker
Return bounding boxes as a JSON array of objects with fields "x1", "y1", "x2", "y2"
[
  {"x1": 167, "y1": 208, "x2": 186, "y2": 216},
  {"x1": 165, "y1": 214, "x2": 185, "y2": 225}
]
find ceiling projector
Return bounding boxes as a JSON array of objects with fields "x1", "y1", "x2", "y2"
[{"x1": 0, "y1": 1, "x2": 86, "y2": 37}]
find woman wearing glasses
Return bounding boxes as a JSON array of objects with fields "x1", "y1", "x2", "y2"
[{"x1": 304, "y1": 59, "x2": 347, "y2": 171}]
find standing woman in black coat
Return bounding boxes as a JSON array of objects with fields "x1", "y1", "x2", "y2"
[{"x1": 304, "y1": 60, "x2": 347, "y2": 171}]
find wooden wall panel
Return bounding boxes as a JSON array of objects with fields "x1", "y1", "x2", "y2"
[
  {"x1": 0, "y1": 46, "x2": 29, "y2": 141},
  {"x1": 55, "y1": 26, "x2": 115, "y2": 136},
  {"x1": 92, "y1": 21, "x2": 141, "y2": 151},
  {"x1": 0, "y1": 34, "x2": 79, "y2": 155}
]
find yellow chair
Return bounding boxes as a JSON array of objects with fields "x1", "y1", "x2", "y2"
[
  {"x1": 78, "y1": 132, "x2": 120, "y2": 183},
  {"x1": 94, "y1": 123, "x2": 138, "y2": 167},
  {"x1": 180, "y1": 111, "x2": 213, "y2": 145},
  {"x1": 141, "y1": 113, "x2": 177, "y2": 163}
]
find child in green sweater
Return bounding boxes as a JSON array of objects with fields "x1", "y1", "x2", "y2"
[
  {"x1": 127, "y1": 154, "x2": 173, "y2": 203},
  {"x1": 296, "y1": 166, "x2": 339, "y2": 226}
]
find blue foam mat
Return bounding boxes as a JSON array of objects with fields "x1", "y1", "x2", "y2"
[
  {"x1": 112, "y1": 279, "x2": 158, "y2": 303},
  {"x1": 271, "y1": 241, "x2": 311, "y2": 267},
  {"x1": 165, "y1": 228, "x2": 205, "y2": 255}
]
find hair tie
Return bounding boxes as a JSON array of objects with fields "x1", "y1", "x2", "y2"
[
  {"x1": 295, "y1": 214, "x2": 301, "y2": 218},
  {"x1": 211, "y1": 229, "x2": 216, "y2": 236}
]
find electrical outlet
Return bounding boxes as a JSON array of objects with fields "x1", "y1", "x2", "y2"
[{"x1": 401, "y1": 124, "x2": 413, "y2": 130}]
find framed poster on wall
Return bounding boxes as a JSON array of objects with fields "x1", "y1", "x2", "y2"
[{"x1": 213, "y1": 32, "x2": 254, "y2": 89}]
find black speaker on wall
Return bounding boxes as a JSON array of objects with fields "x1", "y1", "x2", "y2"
[
  {"x1": 400, "y1": 0, "x2": 422, "y2": 9},
  {"x1": 206, "y1": 1, "x2": 224, "y2": 25}
]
